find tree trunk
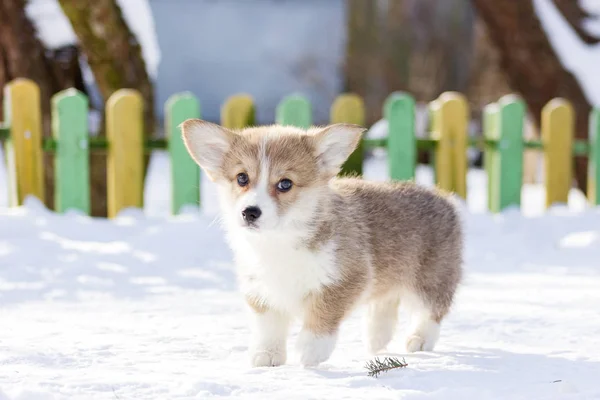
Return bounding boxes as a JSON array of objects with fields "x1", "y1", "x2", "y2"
[
  {"x1": 466, "y1": 17, "x2": 512, "y2": 115},
  {"x1": 345, "y1": 0, "x2": 476, "y2": 124},
  {"x1": 345, "y1": 0, "x2": 391, "y2": 125},
  {"x1": 471, "y1": 0, "x2": 592, "y2": 193},
  {"x1": 57, "y1": 0, "x2": 154, "y2": 130},
  {"x1": 0, "y1": 0, "x2": 84, "y2": 209},
  {"x1": 58, "y1": 0, "x2": 155, "y2": 216},
  {"x1": 0, "y1": 0, "x2": 57, "y2": 122}
]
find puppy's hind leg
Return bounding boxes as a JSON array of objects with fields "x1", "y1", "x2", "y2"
[
  {"x1": 364, "y1": 294, "x2": 400, "y2": 354},
  {"x1": 403, "y1": 292, "x2": 443, "y2": 353},
  {"x1": 405, "y1": 314, "x2": 441, "y2": 352},
  {"x1": 405, "y1": 254, "x2": 461, "y2": 352}
]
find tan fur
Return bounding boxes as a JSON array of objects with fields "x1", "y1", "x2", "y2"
[
  {"x1": 180, "y1": 119, "x2": 463, "y2": 365},
  {"x1": 218, "y1": 126, "x2": 328, "y2": 217}
]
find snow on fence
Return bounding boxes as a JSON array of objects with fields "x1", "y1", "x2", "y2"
[{"x1": 0, "y1": 78, "x2": 599, "y2": 217}]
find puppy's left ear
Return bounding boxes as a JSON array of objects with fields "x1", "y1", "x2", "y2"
[{"x1": 314, "y1": 123, "x2": 366, "y2": 175}]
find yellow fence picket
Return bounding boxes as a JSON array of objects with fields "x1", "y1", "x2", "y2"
[
  {"x1": 431, "y1": 92, "x2": 468, "y2": 198},
  {"x1": 330, "y1": 93, "x2": 365, "y2": 176},
  {"x1": 542, "y1": 99, "x2": 574, "y2": 207},
  {"x1": 106, "y1": 89, "x2": 144, "y2": 218},
  {"x1": 221, "y1": 94, "x2": 255, "y2": 129},
  {"x1": 3, "y1": 78, "x2": 45, "y2": 205}
]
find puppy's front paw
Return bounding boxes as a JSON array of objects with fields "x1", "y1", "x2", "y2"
[
  {"x1": 250, "y1": 347, "x2": 286, "y2": 367},
  {"x1": 295, "y1": 330, "x2": 337, "y2": 366}
]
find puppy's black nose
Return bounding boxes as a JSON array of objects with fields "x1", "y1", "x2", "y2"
[{"x1": 242, "y1": 206, "x2": 262, "y2": 223}]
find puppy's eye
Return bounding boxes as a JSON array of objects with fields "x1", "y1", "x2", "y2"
[
  {"x1": 276, "y1": 179, "x2": 293, "y2": 192},
  {"x1": 237, "y1": 173, "x2": 249, "y2": 187}
]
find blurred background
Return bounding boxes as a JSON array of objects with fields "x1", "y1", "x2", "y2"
[{"x1": 1, "y1": 0, "x2": 599, "y2": 216}]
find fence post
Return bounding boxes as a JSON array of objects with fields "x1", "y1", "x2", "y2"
[
  {"x1": 221, "y1": 94, "x2": 255, "y2": 129},
  {"x1": 588, "y1": 107, "x2": 600, "y2": 205},
  {"x1": 483, "y1": 102, "x2": 499, "y2": 212},
  {"x1": 331, "y1": 93, "x2": 365, "y2": 176},
  {"x1": 166, "y1": 92, "x2": 201, "y2": 214},
  {"x1": 276, "y1": 94, "x2": 312, "y2": 128},
  {"x1": 385, "y1": 92, "x2": 415, "y2": 181},
  {"x1": 542, "y1": 98, "x2": 574, "y2": 208},
  {"x1": 431, "y1": 92, "x2": 468, "y2": 198},
  {"x1": 428, "y1": 99, "x2": 440, "y2": 184},
  {"x1": 52, "y1": 89, "x2": 90, "y2": 214},
  {"x1": 106, "y1": 89, "x2": 144, "y2": 218},
  {"x1": 486, "y1": 95, "x2": 525, "y2": 212},
  {"x1": 3, "y1": 78, "x2": 45, "y2": 206}
]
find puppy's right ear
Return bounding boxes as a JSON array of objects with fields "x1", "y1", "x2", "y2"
[{"x1": 180, "y1": 119, "x2": 234, "y2": 180}]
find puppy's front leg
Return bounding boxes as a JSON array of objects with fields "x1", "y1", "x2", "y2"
[
  {"x1": 296, "y1": 288, "x2": 347, "y2": 366},
  {"x1": 247, "y1": 297, "x2": 290, "y2": 367}
]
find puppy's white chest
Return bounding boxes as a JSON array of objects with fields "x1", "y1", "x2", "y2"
[{"x1": 234, "y1": 234, "x2": 338, "y2": 313}]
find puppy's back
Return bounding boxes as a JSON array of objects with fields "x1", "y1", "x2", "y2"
[{"x1": 331, "y1": 178, "x2": 463, "y2": 308}]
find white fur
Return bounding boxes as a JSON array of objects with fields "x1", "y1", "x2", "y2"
[
  {"x1": 295, "y1": 329, "x2": 337, "y2": 366},
  {"x1": 404, "y1": 295, "x2": 441, "y2": 352},
  {"x1": 231, "y1": 152, "x2": 279, "y2": 230},
  {"x1": 365, "y1": 294, "x2": 400, "y2": 354},
  {"x1": 315, "y1": 125, "x2": 363, "y2": 175},
  {"x1": 233, "y1": 230, "x2": 339, "y2": 314},
  {"x1": 218, "y1": 141, "x2": 341, "y2": 314},
  {"x1": 181, "y1": 121, "x2": 231, "y2": 178},
  {"x1": 406, "y1": 317, "x2": 440, "y2": 352},
  {"x1": 249, "y1": 309, "x2": 290, "y2": 367}
]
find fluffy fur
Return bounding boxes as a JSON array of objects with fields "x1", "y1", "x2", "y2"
[{"x1": 180, "y1": 119, "x2": 463, "y2": 367}]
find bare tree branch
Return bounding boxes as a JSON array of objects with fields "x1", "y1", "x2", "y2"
[{"x1": 551, "y1": 0, "x2": 599, "y2": 45}]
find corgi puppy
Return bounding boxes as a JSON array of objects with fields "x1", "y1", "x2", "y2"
[{"x1": 180, "y1": 120, "x2": 463, "y2": 367}]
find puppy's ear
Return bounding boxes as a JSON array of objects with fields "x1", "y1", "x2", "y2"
[
  {"x1": 180, "y1": 119, "x2": 234, "y2": 180},
  {"x1": 313, "y1": 123, "x2": 366, "y2": 176}
]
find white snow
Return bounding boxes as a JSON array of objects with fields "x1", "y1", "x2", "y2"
[
  {"x1": 115, "y1": 0, "x2": 161, "y2": 79},
  {"x1": 25, "y1": 0, "x2": 161, "y2": 79},
  {"x1": 580, "y1": 0, "x2": 600, "y2": 37},
  {"x1": 24, "y1": 0, "x2": 76, "y2": 50},
  {"x1": 1, "y1": 152, "x2": 599, "y2": 399}
]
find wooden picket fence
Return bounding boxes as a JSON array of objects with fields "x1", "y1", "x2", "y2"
[{"x1": 0, "y1": 78, "x2": 599, "y2": 217}]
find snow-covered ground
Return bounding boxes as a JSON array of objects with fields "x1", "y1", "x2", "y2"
[{"x1": 1, "y1": 152, "x2": 599, "y2": 399}]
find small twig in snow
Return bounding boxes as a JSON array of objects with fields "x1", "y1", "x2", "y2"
[{"x1": 365, "y1": 356, "x2": 408, "y2": 377}]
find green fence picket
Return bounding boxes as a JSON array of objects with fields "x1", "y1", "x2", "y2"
[
  {"x1": 166, "y1": 92, "x2": 201, "y2": 214},
  {"x1": 275, "y1": 95, "x2": 312, "y2": 128},
  {"x1": 589, "y1": 107, "x2": 600, "y2": 205},
  {"x1": 497, "y1": 95, "x2": 526, "y2": 211},
  {"x1": 385, "y1": 92, "x2": 416, "y2": 181},
  {"x1": 52, "y1": 89, "x2": 90, "y2": 214}
]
